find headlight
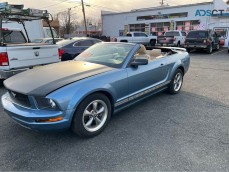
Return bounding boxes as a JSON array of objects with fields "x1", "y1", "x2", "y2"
[{"x1": 35, "y1": 97, "x2": 58, "y2": 110}]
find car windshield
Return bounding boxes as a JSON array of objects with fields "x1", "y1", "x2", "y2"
[
  {"x1": 75, "y1": 43, "x2": 134, "y2": 68},
  {"x1": 187, "y1": 31, "x2": 208, "y2": 38}
]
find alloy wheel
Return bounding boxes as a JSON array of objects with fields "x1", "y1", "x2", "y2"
[
  {"x1": 82, "y1": 100, "x2": 108, "y2": 132},
  {"x1": 173, "y1": 73, "x2": 183, "y2": 92}
]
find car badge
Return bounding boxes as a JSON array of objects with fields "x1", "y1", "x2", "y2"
[{"x1": 34, "y1": 51, "x2": 39, "y2": 56}]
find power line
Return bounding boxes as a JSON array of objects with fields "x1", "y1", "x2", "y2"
[{"x1": 40, "y1": 0, "x2": 72, "y2": 9}]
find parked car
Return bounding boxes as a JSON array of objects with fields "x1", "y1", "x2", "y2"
[
  {"x1": 0, "y1": 28, "x2": 60, "y2": 80},
  {"x1": 2, "y1": 43, "x2": 190, "y2": 138},
  {"x1": 184, "y1": 30, "x2": 220, "y2": 54},
  {"x1": 57, "y1": 37, "x2": 102, "y2": 61},
  {"x1": 31, "y1": 38, "x2": 63, "y2": 44},
  {"x1": 111, "y1": 32, "x2": 157, "y2": 46},
  {"x1": 156, "y1": 30, "x2": 186, "y2": 47}
]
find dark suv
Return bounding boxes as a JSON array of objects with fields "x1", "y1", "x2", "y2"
[{"x1": 184, "y1": 30, "x2": 220, "y2": 54}]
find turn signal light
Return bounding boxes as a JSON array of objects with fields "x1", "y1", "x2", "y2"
[
  {"x1": 36, "y1": 117, "x2": 63, "y2": 123},
  {"x1": 0, "y1": 52, "x2": 9, "y2": 66}
]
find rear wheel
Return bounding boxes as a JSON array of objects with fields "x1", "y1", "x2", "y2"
[
  {"x1": 186, "y1": 48, "x2": 191, "y2": 53},
  {"x1": 71, "y1": 93, "x2": 111, "y2": 138},
  {"x1": 168, "y1": 69, "x2": 183, "y2": 94}
]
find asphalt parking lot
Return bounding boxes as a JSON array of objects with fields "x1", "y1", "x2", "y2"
[{"x1": 0, "y1": 48, "x2": 229, "y2": 171}]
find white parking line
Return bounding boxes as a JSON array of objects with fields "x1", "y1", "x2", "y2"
[{"x1": 211, "y1": 49, "x2": 227, "y2": 56}]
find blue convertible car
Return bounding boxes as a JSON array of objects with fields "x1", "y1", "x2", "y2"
[{"x1": 1, "y1": 43, "x2": 190, "y2": 137}]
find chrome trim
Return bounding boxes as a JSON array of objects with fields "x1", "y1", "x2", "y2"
[{"x1": 114, "y1": 80, "x2": 171, "y2": 107}]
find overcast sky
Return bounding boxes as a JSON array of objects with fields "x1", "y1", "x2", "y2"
[{"x1": 0, "y1": 0, "x2": 227, "y2": 21}]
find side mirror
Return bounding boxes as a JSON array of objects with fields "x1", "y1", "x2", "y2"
[{"x1": 131, "y1": 58, "x2": 148, "y2": 67}]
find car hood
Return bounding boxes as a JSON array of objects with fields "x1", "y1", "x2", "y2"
[{"x1": 4, "y1": 61, "x2": 114, "y2": 96}]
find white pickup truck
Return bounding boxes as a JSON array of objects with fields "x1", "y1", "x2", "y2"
[
  {"x1": 0, "y1": 2, "x2": 60, "y2": 80},
  {"x1": 111, "y1": 32, "x2": 157, "y2": 46},
  {"x1": 0, "y1": 28, "x2": 60, "y2": 79},
  {"x1": 156, "y1": 31, "x2": 186, "y2": 47}
]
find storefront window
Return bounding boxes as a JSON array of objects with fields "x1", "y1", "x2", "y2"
[
  {"x1": 129, "y1": 23, "x2": 146, "y2": 32},
  {"x1": 150, "y1": 22, "x2": 170, "y2": 36},
  {"x1": 176, "y1": 20, "x2": 200, "y2": 31}
]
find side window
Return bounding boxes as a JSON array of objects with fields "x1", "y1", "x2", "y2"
[
  {"x1": 139, "y1": 33, "x2": 148, "y2": 37},
  {"x1": 45, "y1": 40, "x2": 53, "y2": 44},
  {"x1": 134, "y1": 33, "x2": 141, "y2": 37},
  {"x1": 3, "y1": 31, "x2": 27, "y2": 43},
  {"x1": 73, "y1": 40, "x2": 93, "y2": 47}
]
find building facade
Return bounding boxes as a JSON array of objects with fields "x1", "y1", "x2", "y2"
[{"x1": 102, "y1": 0, "x2": 229, "y2": 46}]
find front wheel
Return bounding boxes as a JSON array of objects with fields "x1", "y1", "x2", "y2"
[
  {"x1": 216, "y1": 44, "x2": 220, "y2": 51},
  {"x1": 71, "y1": 93, "x2": 111, "y2": 138},
  {"x1": 207, "y1": 45, "x2": 213, "y2": 54},
  {"x1": 168, "y1": 69, "x2": 183, "y2": 94}
]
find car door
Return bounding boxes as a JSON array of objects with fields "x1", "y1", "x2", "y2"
[{"x1": 126, "y1": 56, "x2": 169, "y2": 98}]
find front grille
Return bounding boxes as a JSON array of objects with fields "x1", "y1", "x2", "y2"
[{"x1": 8, "y1": 90, "x2": 31, "y2": 108}]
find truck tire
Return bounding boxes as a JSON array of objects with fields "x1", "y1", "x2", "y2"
[
  {"x1": 120, "y1": 40, "x2": 128, "y2": 42},
  {"x1": 177, "y1": 41, "x2": 181, "y2": 47},
  {"x1": 150, "y1": 39, "x2": 156, "y2": 46},
  {"x1": 207, "y1": 45, "x2": 213, "y2": 54}
]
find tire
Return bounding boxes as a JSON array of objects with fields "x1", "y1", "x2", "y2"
[
  {"x1": 150, "y1": 39, "x2": 156, "y2": 46},
  {"x1": 207, "y1": 45, "x2": 213, "y2": 54},
  {"x1": 216, "y1": 44, "x2": 220, "y2": 51},
  {"x1": 228, "y1": 49, "x2": 229, "y2": 54},
  {"x1": 71, "y1": 93, "x2": 111, "y2": 138},
  {"x1": 177, "y1": 42, "x2": 180, "y2": 47},
  {"x1": 168, "y1": 69, "x2": 183, "y2": 94},
  {"x1": 186, "y1": 48, "x2": 191, "y2": 53}
]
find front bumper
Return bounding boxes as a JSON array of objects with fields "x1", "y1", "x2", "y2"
[
  {"x1": 1, "y1": 92, "x2": 72, "y2": 131},
  {"x1": 0, "y1": 68, "x2": 28, "y2": 79}
]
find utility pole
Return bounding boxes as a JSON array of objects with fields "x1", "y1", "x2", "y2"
[
  {"x1": 160, "y1": 0, "x2": 164, "y2": 6},
  {"x1": 81, "y1": 0, "x2": 87, "y2": 36}
]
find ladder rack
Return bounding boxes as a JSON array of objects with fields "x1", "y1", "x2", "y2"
[{"x1": 0, "y1": 2, "x2": 55, "y2": 45}]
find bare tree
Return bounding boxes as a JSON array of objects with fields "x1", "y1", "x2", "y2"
[{"x1": 57, "y1": 8, "x2": 78, "y2": 35}]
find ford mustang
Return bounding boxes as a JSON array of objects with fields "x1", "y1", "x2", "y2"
[{"x1": 1, "y1": 42, "x2": 190, "y2": 138}]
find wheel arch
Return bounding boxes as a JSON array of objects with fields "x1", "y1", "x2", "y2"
[{"x1": 69, "y1": 89, "x2": 116, "y2": 121}]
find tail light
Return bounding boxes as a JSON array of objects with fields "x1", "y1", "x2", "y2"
[
  {"x1": 173, "y1": 38, "x2": 176, "y2": 41},
  {"x1": 58, "y1": 49, "x2": 64, "y2": 59},
  {"x1": 114, "y1": 38, "x2": 117, "y2": 42},
  {"x1": 0, "y1": 52, "x2": 9, "y2": 66}
]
